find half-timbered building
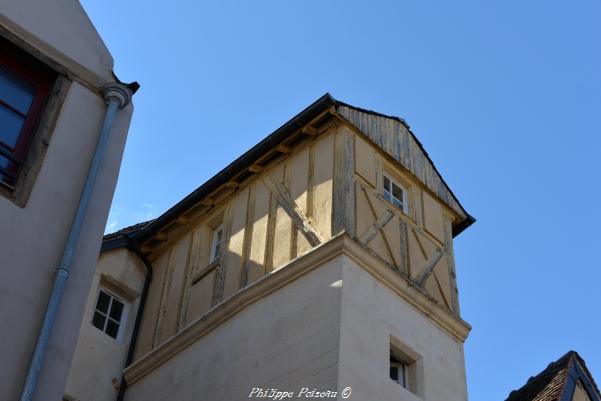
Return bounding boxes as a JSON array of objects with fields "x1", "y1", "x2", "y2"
[{"x1": 66, "y1": 94, "x2": 476, "y2": 401}]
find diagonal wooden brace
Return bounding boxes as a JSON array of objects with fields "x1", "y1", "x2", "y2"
[
  {"x1": 359, "y1": 210, "x2": 395, "y2": 245},
  {"x1": 414, "y1": 248, "x2": 444, "y2": 287},
  {"x1": 262, "y1": 176, "x2": 324, "y2": 247}
]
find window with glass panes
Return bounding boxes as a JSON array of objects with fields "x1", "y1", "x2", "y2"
[
  {"x1": 383, "y1": 174, "x2": 407, "y2": 212},
  {"x1": 209, "y1": 225, "x2": 223, "y2": 263},
  {"x1": 0, "y1": 39, "x2": 54, "y2": 188},
  {"x1": 390, "y1": 352, "x2": 409, "y2": 388},
  {"x1": 92, "y1": 289, "x2": 125, "y2": 339}
]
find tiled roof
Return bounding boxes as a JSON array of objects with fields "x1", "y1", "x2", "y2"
[
  {"x1": 103, "y1": 220, "x2": 153, "y2": 242},
  {"x1": 505, "y1": 351, "x2": 601, "y2": 401}
]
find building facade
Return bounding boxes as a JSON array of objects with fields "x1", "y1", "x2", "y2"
[
  {"x1": 0, "y1": 1, "x2": 135, "y2": 401},
  {"x1": 66, "y1": 94, "x2": 478, "y2": 401}
]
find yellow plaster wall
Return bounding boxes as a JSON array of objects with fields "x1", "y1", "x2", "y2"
[
  {"x1": 136, "y1": 130, "x2": 336, "y2": 356},
  {"x1": 131, "y1": 124, "x2": 461, "y2": 361},
  {"x1": 352, "y1": 132, "x2": 459, "y2": 313}
]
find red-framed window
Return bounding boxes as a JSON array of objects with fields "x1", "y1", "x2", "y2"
[{"x1": 0, "y1": 39, "x2": 55, "y2": 188}]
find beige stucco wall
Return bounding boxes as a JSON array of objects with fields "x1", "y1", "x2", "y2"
[
  {"x1": 0, "y1": 3, "x2": 134, "y2": 400},
  {"x1": 338, "y1": 255, "x2": 468, "y2": 401},
  {"x1": 0, "y1": 82, "x2": 132, "y2": 401},
  {"x1": 125, "y1": 255, "x2": 344, "y2": 401},
  {"x1": 65, "y1": 249, "x2": 146, "y2": 401},
  {"x1": 118, "y1": 244, "x2": 468, "y2": 401}
]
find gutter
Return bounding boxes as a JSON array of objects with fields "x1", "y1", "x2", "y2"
[
  {"x1": 19, "y1": 82, "x2": 136, "y2": 401},
  {"x1": 116, "y1": 238, "x2": 153, "y2": 401}
]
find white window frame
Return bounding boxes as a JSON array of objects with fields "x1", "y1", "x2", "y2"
[
  {"x1": 209, "y1": 224, "x2": 223, "y2": 263},
  {"x1": 91, "y1": 287, "x2": 128, "y2": 341},
  {"x1": 383, "y1": 173, "x2": 407, "y2": 213}
]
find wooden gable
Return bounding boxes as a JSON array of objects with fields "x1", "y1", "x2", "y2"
[{"x1": 336, "y1": 104, "x2": 468, "y2": 222}]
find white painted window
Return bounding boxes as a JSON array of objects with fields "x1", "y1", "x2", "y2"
[
  {"x1": 92, "y1": 288, "x2": 126, "y2": 340},
  {"x1": 390, "y1": 353, "x2": 409, "y2": 388},
  {"x1": 383, "y1": 173, "x2": 407, "y2": 212},
  {"x1": 209, "y1": 225, "x2": 223, "y2": 263}
]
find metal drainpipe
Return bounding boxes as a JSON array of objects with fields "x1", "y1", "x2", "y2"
[
  {"x1": 19, "y1": 83, "x2": 133, "y2": 401},
  {"x1": 116, "y1": 240, "x2": 153, "y2": 401}
]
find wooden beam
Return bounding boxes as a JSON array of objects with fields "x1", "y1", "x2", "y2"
[
  {"x1": 302, "y1": 125, "x2": 318, "y2": 136},
  {"x1": 176, "y1": 234, "x2": 195, "y2": 330},
  {"x1": 154, "y1": 232, "x2": 167, "y2": 241},
  {"x1": 359, "y1": 210, "x2": 394, "y2": 245},
  {"x1": 399, "y1": 220, "x2": 410, "y2": 276},
  {"x1": 275, "y1": 144, "x2": 292, "y2": 154},
  {"x1": 263, "y1": 192, "x2": 277, "y2": 273},
  {"x1": 224, "y1": 180, "x2": 239, "y2": 189},
  {"x1": 212, "y1": 206, "x2": 232, "y2": 306},
  {"x1": 200, "y1": 197, "x2": 214, "y2": 206},
  {"x1": 239, "y1": 186, "x2": 255, "y2": 288},
  {"x1": 411, "y1": 228, "x2": 429, "y2": 260},
  {"x1": 360, "y1": 186, "x2": 398, "y2": 270},
  {"x1": 190, "y1": 261, "x2": 219, "y2": 286},
  {"x1": 139, "y1": 244, "x2": 153, "y2": 254},
  {"x1": 152, "y1": 248, "x2": 175, "y2": 347},
  {"x1": 432, "y1": 271, "x2": 451, "y2": 310},
  {"x1": 333, "y1": 130, "x2": 355, "y2": 236},
  {"x1": 443, "y1": 217, "x2": 460, "y2": 314},
  {"x1": 261, "y1": 176, "x2": 324, "y2": 247},
  {"x1": 249, "y1": 164, "x2": 264, "y2": 173},
  {"x1": 414, "y1": 248, "x2": 444, "y2": 287},
  {"x1": 176, "y1": 215, "x2": 190, "y2": 225}
]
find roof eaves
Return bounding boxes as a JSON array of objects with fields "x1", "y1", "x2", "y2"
[
  {"x1": 133, "y1": 93, "x2": 336, "y2": 243},
  {"x1": 100, "y1": 220, "x2": 154, "y2": 253}
]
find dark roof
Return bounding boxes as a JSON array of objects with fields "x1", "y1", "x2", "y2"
[
  {"x1": 102, "y1": 220, "x2": 153, "y2": 252},
  {"x1": 506, "y1": 351, "x2": 601, "y2": 401}
]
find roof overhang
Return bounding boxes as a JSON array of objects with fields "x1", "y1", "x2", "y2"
[{"x1": 103, "y1": 93, "x2": 475, "y2": 252}]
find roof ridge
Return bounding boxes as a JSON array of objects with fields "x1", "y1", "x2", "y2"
[
  {"x1": 505, "y1": 351, "x2": 574, "y2": 401},
  {"x1": 571, "y1": 351, "x2": 601, "y2": 399},
  {"x1": 333, "y1": 99, "x2": 410, "y2": 128}
]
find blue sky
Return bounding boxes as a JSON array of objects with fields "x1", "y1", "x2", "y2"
[{"x1": 82, "y1": 1, "x2": 600, "y2": 399}]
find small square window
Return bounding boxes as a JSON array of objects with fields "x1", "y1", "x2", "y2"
[
  {"x1": 383, "y1": 173, "x2": 407, "y2": 212},
  {"x1": 389, "y1": 340, "x2": 420, "y2": 396},
  {"x1": 92, "y1": 288, "x2": 126, "y2": 340},
  {"x1": 209, "y1": 225, "x2": 223, "y2": 263}
]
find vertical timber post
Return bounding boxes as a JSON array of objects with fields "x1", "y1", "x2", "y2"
[{"x1": 333, "y1": 128, "x2": 356, "y2": 237}]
